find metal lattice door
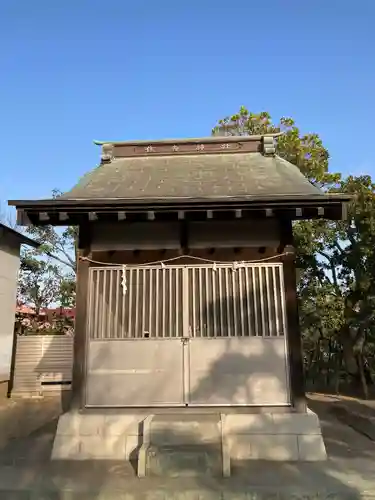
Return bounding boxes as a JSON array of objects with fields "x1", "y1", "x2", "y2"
[
  {"x1": 85, "y1": 266, "x2": 186, "y2": 407},
  {"x1": 186, "y1": 265, "x2": 290, "y2": 406},
  {"x1": 85, "y1": 264, "x2": 290, "y2": 407}
]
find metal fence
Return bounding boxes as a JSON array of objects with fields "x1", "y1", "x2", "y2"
[
  {"x1": 11, "y1": 335, "x2": 73, "y2": 395},
  {"x1": 88, "y1": 263, "x2": 286, "y2": 340}
]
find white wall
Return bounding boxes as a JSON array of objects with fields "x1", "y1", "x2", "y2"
[{"x1": 0, "y1": 236, "x2": 21, "y2": 381}]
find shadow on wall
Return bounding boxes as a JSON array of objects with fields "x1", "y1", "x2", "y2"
[
  {"x1": 87, "y1": 268, "x2": 289, "y2": 407},
  {"x1": 188, "y1": 339, "x2": 288, "y2": 406}
]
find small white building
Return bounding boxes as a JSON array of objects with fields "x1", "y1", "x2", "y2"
[{"x1": 0, "y1": 223, "x2": 39, "y2": 395}]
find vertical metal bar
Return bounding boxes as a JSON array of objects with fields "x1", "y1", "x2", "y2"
[
  {"x1": 182, "y1": 340, "x2": 190, "y2": 405},
  {"x1": 94, "y1": 270, "x2": 100, "y2": 339},
  {"x1": 192, "y1": 268, "x2": 196, "y2": 338},
  {"x1": 259, "y1": 266, "x2": 266, "y2": 337},
  {"x1": 162, "y1": 268, "x2": 166, "y2": 338},
  {"x1": 219, "y1": 267, "x2": 224, "y2": 336},
  {"x1": 101, "y1": 269, "x2": 107, "y2": 340},
  {"x1": 244, "y1": 267, "x2": 252, "y2": 336},
  {"x1": 232, "y1": 268, "x2": 238, "y2": 337},
  {"x1": 182, "y1": 268, "x2": 189, "y2": 338},
  {"x1": 279, "y1": 265, "x2": 287, "y2": 336},
  {"x1": 238, "y1": 267, "x2": 245, "y2": 336},
  {"x1": 205, "y1": 267, "x2": 210, "y2": 338},
  {"x1": 128, "y1": 268, "x2": 133, "y2": 338},
  {"x1": 86, "y1": 269, "x2": 92, "y2": 340},
  {"x1": 149, "y1": 268, "x2": 153, "y2": 337},
  {"x1": 272, "y1": 266, "x2": 280, "y2": 337},
  {"x1": 155, "y1": 268, "x2": 159, "y2": 338},
  {"x1": 141, "y1": 269, "x2": 146, "y2": 337},
  {"x1": 252, "y1": 267, "x2": 259, "y2": 336},
  {"x1": 212, "y1": 267, "x2": 217, "y2": 337},
  {"x1": 114, "y1": 269, "x2": 120, "y2": 338},
  {"x1": 108, "y1": 269, "x2": 113, "y2": 338},
  {"x1": 121, "y1": 268, "x2": 126, "y2": 339},
  {"x1": 265, "y1": 265, "x2": 272, "y2": 336},
  {"x1": 199, "y1": 268, "x2": 203, "y2": 337},
  {"x1": 176, "y1": 268, "x2": 179, "y2": 336},
  {"x1": 169, "y1": 268, "x2": 173, "y2": 337},
  {"x1": 135, "y1": 268, "x2": 140, "y2": 338},
  {"x1": 225, "y1": 267, "x2": 231, "y2": 337},
  {"x1": 88, "y1": 269, "x2": 92, "y2": 339}
]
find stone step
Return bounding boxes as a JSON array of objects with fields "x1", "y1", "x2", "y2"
[
  {"x1": 146, "y1": 444, "x2": 223, "y2": 477},
  {"x1": 149, "y1": 413, "x2": 222, "y2": 446}
]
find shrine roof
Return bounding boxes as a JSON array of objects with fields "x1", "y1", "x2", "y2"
[{"x1": 9, "y1": 134, "x2": 351, "y2": 223}]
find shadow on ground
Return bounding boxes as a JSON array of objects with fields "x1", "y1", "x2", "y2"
[
  {"x1": 2, "y1": 286, "x2": 375, "y2": 497},
  {"x1": 1, "y1": 393, "x2": 375, "y2": 498}
]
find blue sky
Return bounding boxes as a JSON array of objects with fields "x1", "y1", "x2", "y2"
[{"x1": 1, "y1": 1, "x2": 375, "y2": 210}]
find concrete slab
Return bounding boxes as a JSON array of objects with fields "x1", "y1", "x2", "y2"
[
  {"x1": 147, "y1": 444, "x2": 223, "y2": 477},
  {"x1": 150, "y1": 413, "x2": 221, "y2": 445},
  {"x1": 298, "y1": 434, "x2": 327, "y2": 461},
  {"x1": 223, "y1": 409, "x2": 327, "y2": 461}
]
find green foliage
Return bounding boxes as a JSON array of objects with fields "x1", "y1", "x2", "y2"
[
  {"x1": 213, "y1": 106, "x2": 340, "y2": 188},
  {"x1": 18, "y1": 189, "x2": 77, "y2": 312},
  {"x1": 25, "y1": 190, "x2": 78, "y2": 273},
  {"x1": 213, "y1": 107, "x2": 375, "y2": 396},
  {"x1": 18, "y1": 251, "x2": 61, "y2": 312}
]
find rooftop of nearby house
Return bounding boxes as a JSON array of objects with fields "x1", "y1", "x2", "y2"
[
  {"x1": 16, "y1": 304, "x2": 76, "y2": 318},
  {"x1": 0, "y1": 222, "x2": 40, "y2": 248}
]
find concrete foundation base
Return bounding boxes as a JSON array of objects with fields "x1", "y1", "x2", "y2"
[
  {"x1": 51, "y1": 412, "x2": 145, "y2": 461},
  {"x1": 222, "y1": 409, "x2": 327, "y2": 464},
  {"x1": 51, "y1": 409, "x2": 327, "y2": 476}
]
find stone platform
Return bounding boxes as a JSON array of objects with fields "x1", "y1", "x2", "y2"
[
  {"x1": 51, "y1": 408, "x2": 326, "y2": 476},
  {"x1": 2, "y1": 395, "x2": 375, "y2": 498}
]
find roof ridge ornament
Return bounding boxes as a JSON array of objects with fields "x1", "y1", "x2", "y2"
[
  {"x1": 101, "y1": 143, "x2": 114, "y2": 163},
  {"x1": 262, "y1": 136, "x2": 276, "y2": 156}
]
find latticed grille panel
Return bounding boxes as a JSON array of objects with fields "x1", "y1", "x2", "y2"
[
  {"x1": 88, "y1": 264, "x2": 286, "y2": 340},
  {"x1": 187, "y1": 265, "x2": 285, "y2": 338},
  {"x1": 89, "y1": 267, "x2": 184, "y2": 339}
]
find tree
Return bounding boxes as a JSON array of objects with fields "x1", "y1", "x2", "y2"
[
  {"x1": 212, "y1": 107, "x2": 375, "y2": 397},
  {"x1": 18, "y1": 189, "x2": 77, "y2": 314},
  {"x1": 25, "y1": 190, "x2": 78, "y2": 273},
  {"x1": 18, "y1": 251, "x2": 61, "y2": 314},
  {"x1": 212, "y1": 107, "x2": 341, "y2": 189}
]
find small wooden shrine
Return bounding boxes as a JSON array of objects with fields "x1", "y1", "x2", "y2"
[{"x1": 9, "y1": 134, "x2": 350, "y2": 472}]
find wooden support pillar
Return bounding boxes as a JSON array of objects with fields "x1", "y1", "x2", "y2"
[
  {"x1": 71, "y1": 223, "x2": 91, "y2": 409},
  {"x1": 279, "y1": 219, "x2": 307, "y2": 413}
]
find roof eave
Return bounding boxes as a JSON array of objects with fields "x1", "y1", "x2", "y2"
[
  {"x1": 8, "y1": 193, "x2": 353, "y2": 209},
  {"x1": 0, "y1": 222, "x2": 40, "y2": 248}
]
